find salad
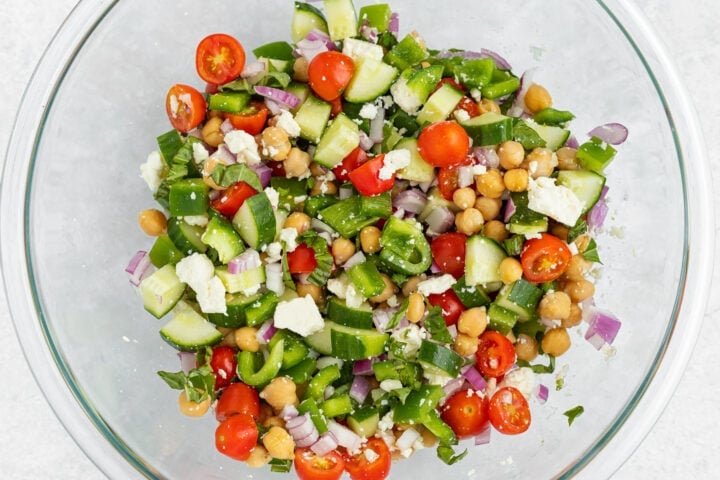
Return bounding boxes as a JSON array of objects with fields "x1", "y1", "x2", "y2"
[{"x1": 127, "y1": 0, "x2": 626, "y2": 477}]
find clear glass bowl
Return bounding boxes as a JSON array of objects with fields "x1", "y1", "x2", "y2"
[{"x1": 1, "y1": 0, "x2": 713, "y2": 478}]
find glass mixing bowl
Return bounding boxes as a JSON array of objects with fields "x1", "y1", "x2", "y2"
[{"x1": 1, "y1": 0, "x2": 713, "y2": 478}]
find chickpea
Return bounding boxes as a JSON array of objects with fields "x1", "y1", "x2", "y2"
[
  {"x1": 474, "y1": 196, "x2": 503, "y2": 221},
  {"x1": 201, "y1": 157, "x2": 229, "y2": 190},
  {"x1": 538, "y1": 291, "x2": 572, "y2": 320},
  {"x1": 550, "y1": 224, "x2": 569, "y2": 242},
  {"x1": 562, "y1": 303, "x2": 584, "y2": 328},
  {"x1": 245, "y1": 445, "x2": 271, "y2": 469},
  {"x1": 219, "y1": 327, "x2": 238, "y2": 348},
  {"x1": 455, "y1": 207, "x2": 484, "y2": 235},
  {"x1": 360, "y1": 226, "x2": 382, "y2": 254},
  {"x1": 541, "y1": 327, "x2": 571, "y2": 357},
  {"x1": 201, "y1": 117, "x2": 225, "y2": 147},
  {"x1": 483, "y1": 220, "x2": 509, "y2": 243},
  {"x1": 178, "y1": 391, "x2": 211, "y2": 417},
  {"x1": 283, "y1": 211, "x2": 311, "y2": 235},
  {"x1": 452, "y1": 187, "x2": 477, "y2": 210},
  {"x1": 574, "y1": 234, "x2": 591, "y2": 253},
  {"x1": 564, "y1": 254, "x2": 591, "y2": 281},
  {"x1": 235, "y1": 327, "x2": 260, "y2": 353},
  {"x1": 260, "y1": 377, "x2": 298, "y2": 412},
  {"x1": 293, "y1": 56, "x2": 309, "y2": 82},
  {"x1": 369, "y1": 274, "x2": 397, "y2": 304},
  {"x1": 478, "y1": 98, "x2": 501, "y2": 115},
  {"x1": 138, "y1": 209, "x2": 167, "y2": 236},
  {"x1": 498, "y1": 141, "x2": 525, "y2": 170},
  {"x1": 475, "y1": 169, "x2": 505, "y2": 199},
  {"x1": 262, "y1": 416, "x2": 285, "y2": 429},
  {"x1": 401, "y1": 275, "x2": 426, "y2": 296},
  {"x1": 503, "y1": 168, "x2": 529, "y2": 192},
  {"x1": 331, "y1": 237, "x2": 356, "y2": 265},
  {"x1": 515, "y1": 333, "x2": 539, "y2": 362},
  {"x1": 524, "y1": 148, "x2": 557, "y2": 178},
  {"x1": 556, "y1": 147, "x2": 579, "y2": 170},
  {"x1": 563, "y1": 279, "x2": 595, "y2": 303},
  {"x1": 262, "y1": 426, "x2": 295, "y2": 460},
  {"x1": 297, "y1": 283, "x2": 323, "y2": 304},
  {"x1": 283, "y1": 147, "x2": 311, "y2": 178},
  {"x1": 310, "y1": 179, "x2": 338, "y2": 196},
  {"x1": 309, "y1": 162, "x2": 327, "y2": 177},
  {"x1": 457, "y1": 307, "x2": 488, "y2": 338},
  {"x1": 499, "y1": 257, "x2": 523, "y2": 284},
  {"x1": 454, "y1": 333, "x2": 479, "y2": 356},
  {"x1": 406, "y1": 292, "x2": 426, "y2": 323},
  {"x1": 262, "y1": 127, "x2": 291, "y2": 161},
  {"x1": 524, "y1": 84, "x2": 553, "y2": 113}
]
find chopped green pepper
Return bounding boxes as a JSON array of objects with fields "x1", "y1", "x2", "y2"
[
  {"x1": 379, "y1": 216, "x2": 432, "y2": 275},
  {"x1": 236, "y1": 339, "x2": 284, "y2": 386}
]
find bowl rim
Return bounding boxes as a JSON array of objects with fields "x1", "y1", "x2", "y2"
[{"x1": 0, "y1": 0, "x2": 714, "y2": 478}]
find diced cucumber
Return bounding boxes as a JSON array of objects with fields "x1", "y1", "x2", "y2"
[
  {"x1": 244, "y1": 291, "x2": 279, "y2": 327},
  {"x1": 232, "y1": 192, "x2": 276, "y2": 249},
  {"x1": 556, "y1": 170, "x2": 606, "y2": 214},
  {"x1": 168, "y1": 179, "x2": 209, "y2": 217},
  {"x1": 156, "y1": 130, "x2": 183, "y2": 165},
  {"x1": 167, "y1": 217, "x2": 207, "y2": 255},
  {"x1": 460, "y1": 112, "x2": 514, "y2": 146},
  {"x1": 294, "y1": 95, "x2": 332, "y2": 143},
  {"x1": 487, "y1": 303, "x2": 520, "y2": 335},
  {"x1": 285, "y1": 82, "x2": 311, "y2": 112},
  {"x1": 513, "y1": 119, "x2": 547, "y2": 150},
  {"x1": 270, "y1": 329, "x2": 310, "y2": 369},
  {"x1": 390, "y1": 66, "x2": 443, "y2": 115},
  {"x1": 139, "y1": 264, "x2": 186, "y2": 319},
  {"x1": 159, "y1": 303, "x2": 223, "y2": 351},
  {"x1": 417, "y1": 340, "x2": 464, "y2": 377},
  {"x1": 465, "y1": 235, "x2": 507, "y2": 286},
  {"x1": 347, "y1": 407, "x2": 379, "y2": 437},
  {"x1": 323, "y1": 0, "x2": 358, "y2": 40},
  {"x1": 291, "y1": 2, "x2": 328, "y2": 43},
  {"x1": 207, "y1": 293, "x2": 260, "y2": 328},
  {"x1": 394, "y1": 137, "x2": 435, "y2": 183},
  {"x1": 507, "y1": 191, "x2": 548, "y2": 235},
  {"x1": 384, "y1": 33, "x2": 428, "y2": 70},
  {"x1": 525, "y1": 119, "x2": 570, "y2": 151},
  {"x1": 201, "y1": 215, "x2": 245, "y2": 264},
  {"x1": 416, "y1": 82, "x2": 463, "y2": 125},
  {"x1": 148, "y1": 235, "x2": 185, "y2": 267},
  {"x1": 452, "y1": 275, "x2": 491, "y2": 308},
  {"x1": 304, "y1": 321, "x2": 388, "y2": 360},
  {"x1": 313, "y1": 113, "x2": 360, "y2": 168},
  {"x1": 344, "y1": 56, "x2": 398, "y2": 103},
  {"x1": 215, "y1": 265, "x2": 266, "y2": 295},
  {"x1": 493, "y1": 279, "x2": 543, "y2": 321}
]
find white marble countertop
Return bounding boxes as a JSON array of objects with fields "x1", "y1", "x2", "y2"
[{"x1": 1, "y1": 1, "x2": 718, "y2": 478}]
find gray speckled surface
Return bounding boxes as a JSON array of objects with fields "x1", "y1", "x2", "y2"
[{"x1": 1, "y1": 1, "x2": 718, "y2": 478}]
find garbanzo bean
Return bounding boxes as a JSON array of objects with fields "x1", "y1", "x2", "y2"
[
  {"x1": 401, "y1": 275, "x2": 426, "y2": 297},
  {"x1": 360, "y1": 226, "x2": 382, "y2": 254},
  {"x1": 261, "y1": 126, "x2": 291, "y2": 161},
  {"x1": 556, "y1": 147, "x2": 579, "y2": 170},
  {"x1": 457, "y1": 307, "x2": 488, "y2": 338},
  {"x1": 452, "y1": 187, "x2": 477, "y2": 210},
  {"x1": 475, "y1": 169, "x2": 505, "y2": 199},
  {"x1": 498, "y1": 141, "x2": 525, "y2": 170},
  {"x1": 503, "y1": 168, "x2": 529, "y2": 192},
  {"x1": 310, "y1": 179, "x2": 337, "y2": 196},
  {"x1": 406, "y1": 292, "x2": 425, "y2": 323},
  {"x1": 283, "y1": 147, "x2": 311, "y2": 177},
  {"x1": 293, "y1": 56, "x2": 309, "y2": 82},
  {"x1": 262, "y1": 426, "x2": 295, "y2": 460},
  {"x1": 499, "y1": 257, "x2": 523, "y2": 284},
  {"x1": 524, "y1": 84, "x2": 553, "y2": 113},
  {"x1": 474, "y1": 196, "x2": 503, "y2": 221},
  {"x1": 524, "y1": 147, "x2": 557, "y2": 178},
  {"x1": 563, "y1": 279, "x2": 595, "y2": 303},
  {"x1": 454, "y1": 333, "x2": 479, "y2": 356},
  {"x1": 331, "y1": 237, "x2": 355, "y2": 265},
  {"x1": 541, "y1": 327, "x2": 571, "y2": 356},
  {"x1": 297, "y1": 283, "x2": 323, "y2": 304},
  {"x1": 178, "y1": 391, "x2": 211, "y2": 417},
  {"x1": 483, "y1": 220, "x2": 509, "y2": 243},
  {"x1": 564, "y1": 254, "x2": 591, "y2": 281},
  {"x1": 455, "y1": 208, "x2": 484, "y2": 235},
  {"x1": 562, "y1": 303, "x2": 584, "y2": 328},
  {"x1": 138, "y1": 209, "x2": 167, "y2": 236},
  {"x1": 478, "y1": 98, "x2": 501, "y2": 114},
  {"x1": 245, "y1": 445, "x2": 271, "y2": 468},
  {"x1": 260, "y1": 377, "x2": 298, "y2": 412},
  {"x1": 201, "y1": 116, "x2": 225, "y2": 147},
  {"x1": 283, "y1": 211, "x2": 311, "y2": 235},
  {"x1": 234, "y1": 327, "x2": 260, "y2": 352},
  {"x1": 538, "y1": 291, "x2": 572, "y2": 320},
  {"x1": 515, "y1": 333, "x2": 539, "y2": 362}
]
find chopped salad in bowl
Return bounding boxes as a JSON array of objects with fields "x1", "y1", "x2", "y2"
[{"x1": 126, "y1": 0, "x2": 626, "y2": 477}]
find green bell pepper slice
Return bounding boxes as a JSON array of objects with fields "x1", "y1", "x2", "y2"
[
  {"x1": 236, "y1": 339, "x2": 284, "y2": 386},
  {"x1": 379, "y1": 216, "x2": 432, "y2": 275}
]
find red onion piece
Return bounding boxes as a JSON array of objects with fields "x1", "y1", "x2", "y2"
[
  {"x1": 228, "y1": 249, "x2": 261, "y2": 275},
  {"x1": 360, "y1": 24, "x2": 379, "y2": 43},
  {"x1": 342, "y1": 250, "x2": 367, "y2": 270},
  {"x1": 588, "y1": 123, "x2": 629, "y2": 145},
  {"x1": 338, "y1": 184, "x2": 354, "y2": 200},
  {"x1": 327, "y1": 421, "x2": 362, "y2": 452},
  {"x1": 264, "y1": 98, "x2": 283, "y2": 116},
  {"x1": 296, "y1": 429, "x2": 320, "y2": 448},
  {"x1": 456, "y1": 165, "x2": 475, "y2": 188},
  {"x1": 447, "y1": 324, "x2": 458, "y2": 340},
  {"x1": 220, "y1": 118, "x2": 234, "y2": 135},
  {"x1": 472, "y1": 147, "x2": 500, "y2": 168},
  {"x1": 507, "y1": 69, "x2": 537, "y2": 118},
  {"x1": 296, "y1": 272, "x2": 311, "y2": 285},
  {"x1": 395, "y1": 428, "x2": 420, "y2": 451},
  {"x1": 256, "y1": 320, "x2": 276, "y2": 344},
  {"x1": 535, "y1": 384, "x2": 549, "y2": 404},
  {"x1": 584, "y1": 307, "x2": 621, "y2": 349},
  {"x1": 430, "y1": 261, "x2": 442, "y2": 274},
  {"x1": 352, "y1": 358, "x2": 375, "y2": 376},
  {"x1": 393, "y1": 189, "x2": 427, "y2": 214},
  {"x1": 372, "y1": 308, "x2": 393, "y2": 332},
  {"x1": 254, "y1": 85, "x2": 302, "y2": 110},
  {"x1": 280, "y1": 404, "x2": 299, "y2": 421},
  {"x1": 286, "y1": 413, "x2": 312, "y2": 434},
  {"x1": 587, "y1": 189, "x2": 609, "y2": 229},
  {"x1": 474, "y1": 425, "x2": 491, "y2": 446},
  {"x1": 125, "y1": 250, "x2": 152, "y2": 286},
  {"x1": 265, "y1": 263, "x2": 284, "y2": 295},
  {"x1": 247, "y1": 162, "x2": 272, "y2": 188},
  {"x1": 358, "y1": 130, "x2": 374, "y2": 151},
  {"x1": 305, "y1": 29, "x2": 337, "y2": 51},
  {"x1": 442, "y1": 376, "x2": 466, "y2": 399},
  {"x1": 503, "y1": 196, "x2": 517, "y2": 223},
  {"x1": 241, "y1": 60, "x2": 268, "y2": 79},
  {"x1": 311, "y1": 432, "x2": 339, "y2": 456},
  {"x1": 213, "y1": 145, "x2": 237, "y2": 165},
  {"x1": 177, "y1": 352, "x2": 196, "y2": 375},
  {"x1": 388, "y1": 12, "x2": 400, "y2": 35},
  {"x1": 462, "y1": 365, "x2": 488, "y2": 391},
  {"x1": 564, "y1": 135, "x2": 580, "y2": 149},
  {"x1": 293, "y1": 38, "x2": 329, "y2": 62},
  {"x1": 310, "y1": 218, "x2": 336, "y2": 236},
  {"x1": 425, "y1": 206, "x2": 455, "y2": 234},
  {"x1": 349, "y1": 376, "x2": 372, "y2": 403},
  {"x1": 368, "y1": 106, "x2": 385, "y2": 143}
]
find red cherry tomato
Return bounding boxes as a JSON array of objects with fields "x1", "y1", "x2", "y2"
[
  {"x1": 224, "y1": 101, "x2": 269, "y2": 135},
  {"x1": 433, "y1": 77, "x2": 466, "y2": 93},
  {"x1": 294, "y1": 448, "x2": 346, "y2": 480},
  {"x1": 431, "y1": 233, "x2": 467, "y2": 279},
  {"x1": 209, "y1": 346, "x2": 237, "y2": 390},
  {"x1": 488, "y1": 386, "x2": 531, "y2": 435},
  {"x1": 196, "y1": 33, "x2": 246, "y2": 85},
  {"x1": 437, "y1": 155, "x2": 473, "y2": 201},
  {"x1": 215, "y1": 382, "x2": 260, "y2": 422},
  {"x1": 520, "y1": 233, "x2": 572, "y2": 283},
  {"x1": 165, "y1": 84, "x2": 207, "y2": 133},
  {"x1": 308, "y1": 51, "x2": 355, "y2": 102},
  {"x1": 417, "y1": 121, "x2": 470, "y2": 167},
  {"x1": 427, "y1": 289, "x2": 465, "y2": 326},
  {"x1": 333, "y1": 146, "x2": 368, "y2": 182},
  {"x1": 329, "y1": 96, "x2": 343, "y2": 118},
  {"x1": 287, "y1": 244, "x2": 318, "y2": 274},
  {"x1": 456, "y1": 96, "x2": 481, "y2": 118},
  {"x1": 441, "y1": 389, "x2": 490, "y2": 439},
  {"x1": 215, "y1": 413, "x2": 258, "y2": 461},
  {"x1": 210, "y1": 181, "x2": 257, "y2": 217},
  {"x1": 476, "y1": 330, "x2": 516, "y2": 378},
  {"x1": 344, "y1": 438, "x2": 392, "y2": 480},
  {"x1": 347, "y1": 154, "x2": 395, "y2": 196}
]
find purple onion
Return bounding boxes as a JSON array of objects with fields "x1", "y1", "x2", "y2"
[
  {"x1": 264, "y1": 98, "x2": 283, "y2": 115},
  {"x1": 535, "y1": 384, "x2": 549, "y2": 404},
  {"x1": 584, "y1": 307, "x2": 621, "y2": 350},
  {"x1": 177, "y1": 352, "x2": 196, "y2": 375},
  {"x1": 587, "y1": 196, "x2": 609, "y2": 229},
  {"x1": 342, "y1": 250, "x2": 367, "y2": 270},
  {"x1": 296, "y1": 429, "x2": 320, "y2": 448},
  {"x1": 442, "y1": 376, "x2": 466, "y2": 400},
  {"x1": 220, "y1": 118, "x2": 234, "y2": 135},
  {"x1": 241, "y1": 60, "x2": 267, "y2": 79},
  {"x1": 248, "y1": 162, "x2": 272, "y2": 188},
  {"x1": 372, "y1": 308, "x2": 393, "y2": 332},
  {"x1": 228, "y1": 249, "x2": 261, "y2": 275},
  {"x1": 265, "y1": 263, "x2": 284, "y2": 295},
  {"x1": 213, "y1": 145, "x2": 237, "y2": 165},
  {"x1": 588, "y1": 123, "x2": 629, "y2": 145},
  {"x1": 254, "y1": 85, "x2": 301, "y2": 109},
  {"x1": 358, "y1": 130, "x2": 374, "y2": 151},
  {"x1": 280, "y1": 404, "x2": 299, "y2": 421},
  {"x1": 506, "y1": 69, "x2": 537, "y2": 118},
  {"x1": 447, "y1": 324, "x2": 458, "y2": 340},
  {"x1": 388, "y1": 12, "x2": 400, "y2": 35},
  {"x1": 456, "y1": 165, "x2": 475, "y2": 188},
  {"x1": 338, "y1": 183, "x2": 354, "y2": 200},
  {"x1": 462, "y1": 365, "x2": 488, "y2": 391},
  {"x1": 305, "y1": 29, "x2": 337, "y2": 50},
  {"x1": 503, "y1": 196, "x2": 517, "y2": 223},
  {"x1": 311, "y1": 432, "x2": 339, "y2": 456},
  {"x1": 474, "y1": 425, "x2": 492, "y2": 446},
  {"x1": 472, "y1": 147, "x2": 500, "y2": 168},
  {"x1": 125, "y1": 250, "x2": 152, "y2": 286},
  {"x1": 352, "y1": 358, "x2": 375, "y2": 376},
  {"x1": 256, "y1": 320, "x2": 276, "y2": 344},
  {"x1": 349, "y1": 376, "x2": 372, "y2": 403},
  {"x1": 360, "y1": 24, "x2": 379, "y2": 43},
  {"x1": 430, "y1": 261, "x2": 442, "y2": 274},
  {"x1": 327, "y1": 421, "x2": 362, "y2": 451},
  {"x1": 393, "y1": 189, "x2": 427, "y2": 214},
  {"x1": 564, "y1": 135, "x2": 580, "y2": 149},
  {"x1": 293, "y1": 38, "x2": 328, "y2": 61},
  {"x1": 425, "y1": 206, "x2": 455, "y2": 234}
]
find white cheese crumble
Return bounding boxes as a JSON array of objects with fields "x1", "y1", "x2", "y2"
[
  {"x1": 345, "y1": 284, "x2": 364, "y2": 308},
  {"x1": 390, "y1": 76, "x2": 423, "y2": 115},
  {"x1": 181, "y1": 214, "x2": 209, "y2": 227},
  {"x1": 378, "y1": 412, "x2": 394, "y2": 432},
  {"x1": 265, "y1": 242, "x2": 283, "y2": 264},
  {"x1": 192, "y1": 142, "x2": 209, "y2": 163},
  {"x1": 422, "y1": 371, "x2": 453, "y2": 387},
  {"x1": 499, "y1": 367, "x2": 536, "y2": 400},
  {"x1": 275, "y1": 109, "x2": 301, "y2": 138},
  {"x1": 472, "y1": 164, "x2": 487, "y2": 176},
  {"x1": 279, "y1": 227, "x2": 299, "y2": 252},
  {"x1": 175, "y1": 253, "x2": 227, "y2": 314},
  {"x1": 326, "y1": 275, "x2": 350, "y2": 299},
  {"x1": 453, "y1": 109, "x2": 471, "y2": 123},
  {"x1": 391, "y1": 324, "x2": 425, "y2": 358},
  {"x1": 264, "y1": 187, "x2": 280, "y2": 210},
  {"x1": 223, "y1": 130, "x2": 261, "y2": 165},
  {"x1": 378, "y1": 149, "x2": 411, "y2": 180},
  {"x1": 139, "y1": 151, "x2": 166, "y2": 192},
  {"x1": 527, "y1": 177, "x2": 584, "y2": 226},
  {"x1": 342, "y1": 38, "x2": 385, "y2": 62},
  {"x1": 359, "y1": 103, "x2": 379, "y2": 120},
  {"x1": 364, "y1": 448, "x2": 380, "y2": 463},
  {"x1": 273, "y1": 295, "x2": 325, "y2": 336},
  {"x1": 416, "y1": 274, "x2": 456, "y2": 296}
]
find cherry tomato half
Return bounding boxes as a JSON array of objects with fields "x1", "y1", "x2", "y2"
[
  {"x1": 427, "y1": 289, "x2": 465, "y2": 326},
  {"x1": 210, "y1": 181, "x2": 257, "y2": 217},
  {"x1": 520, "y1": 233, "x2": 572, "y2": 283},
  {"x1": 287, "y1": 244, "x2": 318, "y2": 274},
  {"x1": 215, "y1": 382, "x2": 260, "y2": 422},
  {"x1": 441, "y1": 389, "x2": 490, "y2": 439},
  {"x1": 294, "y1": 448, "x2": 345, "y2": 480},
  {"x1": 165, "y1": 84, "x2": 207, "y2": 133},
  {"x1": 333, "y1": 146, "x2": 368, "y2": 182},
  {"x1": 344, "y1": 438, "x2": 392, "y2": 480},
  {"x1": 348, "y1": 154, "x2": 395, "y2": 196},
  {"x1": 456, "y1": 96, "x2": 481, "y2": 118},
  {"x1": 476, "y1": 330, "x2": 516, "y2": 378},
  {"x1": 215, "y1": 413, "x2": 258, "y2": 461},
  {"x1": 224, "y1": 101, "x2": 269, "y2": 135},
  {"x1": 431, "y1": 233, "x2": 467, "y2": 279},
  {"x1": 488, "y1": 386, "x2": 531, "y2": 435},
  {"x1": 209, "y1": 346, "x2": 237, "y2": 390},
  {"x1": 417, "y1": 121, "x2": 470, "y2": 167},
  {"x1": 308, "y1": 51, "x2": 355, "y2": 102},
  {"x1": 196, "y1": 33, "x2": 246, "y2": 85}
]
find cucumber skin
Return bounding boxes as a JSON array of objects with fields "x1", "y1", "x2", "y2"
[{"x1": 464, "y1": 235, "x2": 507, "y2": 286}]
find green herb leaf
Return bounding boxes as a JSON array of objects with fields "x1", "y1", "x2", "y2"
[
  {"x1": 299, "y1": 231, "x2": 334, "y2": 287},
  {"x1": 437, "y1": 445, "x2": 469, "y2": 465},
  {"x1": 269, "y1": 458, "x2": 293, "y2": 473},
  {"x1": 582, "y1": 238, "x2": 602, "y2": 263},
  {"x1": 386, "y1": 297, "x2": 409, "y2": 331},
  {"x1": 185, "y1": 364, "x2": 216, "y2": 402},
  {"x1": 567, "y1": 218, "x2": 588, "y2": 244},
  {"x1": 563, "y1": 405, "x2": 584, "y2": 425},
  {"x1": 423, "y1": 305, "x2": 453, "y2": 344},
  {"x1": 516, "y1": 355, "x2": 555, "y2": 374},
  {"x1": 220, "y1": 78, "x2": 252, "y2": 93},
  {"x1": 556, "y1": 377, "x2": 565, "y2": 391},
  {"x1": 157, "y1": 370, "x2": 187, "y2": 390},
  {"x1": 260, "y1": 71, "x2": 292, "y2": 89}
]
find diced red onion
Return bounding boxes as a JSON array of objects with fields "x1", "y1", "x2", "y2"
[
  {"x1": 472, "y1": 147, "x2": 500, "y2": 168},
  {"x1": 373, "y1": 308, "x2": 393, "y2": 332},
  {"x1": 352, "y1": 358, "x2": 377, "y2": 376},
  {"x1": 228, "y1": 249, "x2": 261, "y2": 275},
  {"x1": 293, "y1": 38, "x2": 329, "y2": 62},
  {"x1": 265, "y1": 263, "x2": 284, "y2": 295},
  {"x1": 430, "y1": 261, "x2": 442, "y2": 274},
  {"x1": 296, "y1": 272, "x2": 311, "y2": 285},
  {"x1": 503, "y1": 196, "x2": 517, "y2": 223},
  {"x1": 349, "y1": 376, "x2": 372, "y2": 403},
  {"x1": 254, "y1": 85, "x2": 302, "y2": 110},
  {"x1": 360, "y1": 24, "x2": 379, "y2": 43},
  {"x1": 296, "y1": 429, "x2": 320, "y2": 448},
  {"x1": 316, "y1": 356, "x2": 343, "y2": 371},
  {"x1": 125, "y1": 250, "x2": 152, "y2": 286},
  {"x1": 393, "y1": 207, "x2": 406, "y2": 219},
  {"x1": 462, "y1": 365, "x2": 488, "y2": 391},
  {"x1": 587, "y1": 188, "x2": 609, "y2": 229},
  {"x1": 280, "y1": 404, "x2": 299, "y2": 421},
  {"x1": 311, "y1": 432, "x2": 339, "y2": 456},
  {"x1": 247, "y1": 162, "x2": 272, "y2": 188},
  {"x1": 507, "y1": 69, "x2": 537, "y2": 118},
  {"x1": 177, "y1": 351, "x2": 196, "y2": 375},
  {"x1": 286, "y1": 413, "x2": 313, "y2": 436},
  {"x1": 393, "y1": 189, "x2": 427, "y2": 214},
  {"x1": 564, "y1": 135, "x2": 580, "y2": 149},
  {"x1": 256, "y1": 320, "x2": 276, "y2": 344},
  {"x1": 456, "y1": 165, "x2": 475, "y2": 188},
  {"x1": 310, "y1": 218, "x2": 336, "y2": 237},
  {"x1": 327, "y1": 421, "x2": 362, "y2": 452},
  {"x1": 474, "y1": 425, "x2": 491, "y2": 446},
  {"x1": 264, "y1": 98, "x2": 283, "y2": 116},
  {"x1": 241, "y1": 60, "x2": 268, "y2": 79},
  {"x1": 417, "y1": 179, "x2": 434, "y2": 193},
  {"x1": 588, "y1": 123, "x2": 629, "y2": 145},
  {"x1": 342, "y1": 250, "x2": 367, "y2": 270},
  {"x1": 323, "y1": 385, "x2": 335, "y2": 400},
  {"x1": 447, "y1": 324, "x2": 458, "y2": 340},
  {"x1": 425, "y1": 206, "x2": 455, "y2": 234},
  {"x1": 358, "y1": 130, "x2": 374, "y2": 151},
  {"x1": 369, "y1": 106, "x2": 385, "y2": 143},
  {"x1": 220, "y1": 118, "x2": 234, "y2": 135},
  {"x1": 534, "y1": 384, "x2": 549, "y2": 404},
  {"x1": 213, "y1": 145, "x2": 237, "y2": 165},
  {"x1": 584, "y1": 307, "x2": 621, "y2": 349},
  {"x1": 388, "y1": 12, "x2": 400, "y2": 35},
  {"x1": 442, "y1": 376, "x2": 465, "y2": 399},
  {"x1": 305, "y1": 29, "x2": 337, "y2": 51},
  {"x1": 395, "y1": 428, "x2": 420, "y2": 451}
]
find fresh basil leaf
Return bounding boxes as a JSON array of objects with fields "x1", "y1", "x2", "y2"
[
  {"x1": 185, "y1": 364, "x2": 215, "y2": 402},
  {"x1": 517, "y1": 355, "x2": 555, "y2": 374},
  {"x1": 423, "y1": 305, "x2": 453, "y2": 344},
  {"x1": 260, "y1": 71, "x2": 292, "y2": 89},
  {"x1": 157, "y1": 370, "x2": 187, "y2": 390},
  {"x1": 563, "y1": 405, "x2": 584, "y2": 425},
  {"x1": 299, "y1": 231, "x2": 334, "y2": 287},
  {"x1": 567, "y1": 218, "x2": 588, "y2": 244},
  {"x1": 437, "y1": 445, "x2": 469, "y2": 465},
  {"x1": 220, "y1": 78, "x2": 252, "y2": 93},
  {"x1": 386, "y1": 297, "x2": 409, "y2": 331},
  {"x1": 583, "y1": 238, "x2": 602, "y2": 263}
]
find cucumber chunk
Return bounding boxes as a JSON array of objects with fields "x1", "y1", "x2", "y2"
[
  {"x1": 139, "y1": 264, "x2": 187, "y2": 319},
  {"x1": 304, "y1": 321, "x2": 388, "y2": 360},
  {"x1": 394, "y1": 137, "x2": 435, "y2": 183},
  {"x1": 465, "y1": 235, "x2": 507, "y2": 286},
  {"x1": 159, "y1": 303, "x2": 222, "y2": 351},
  {"x1": 323, "y1": 0, "x2": 358, "y2": 40},
  {"x1": 556, "y1": 170, "x2": 606, "y2": 213},
  {"x1": 460, "y1": 112, "x2": 514, "y2": 146},
  {"x1": 295, "y1": 95, "x2": 332, "y2": 143},
  {"x1": 313, "y1": 114, "x2": 360, "y2": 168},
  {"x1": 232, "y1": 192, "x2": 276, "y2": 249},
  {"x1": 416, "y1": 82, "x2": 463, "y2": 125},
  {"x1": 344, "y1": 56, "x2": 398, "y2": 103},
  {"x1": 292, "y1": 2, "x2": 328, "y2": 43}
]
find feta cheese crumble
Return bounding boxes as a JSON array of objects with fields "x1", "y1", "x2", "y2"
[
  {"x1": 359, "y1": 103, "x2": 379, "y2": 120},
  {"x1": 273, "y1": 295, "x2": 325, "y2": 336},
  {"x1": 527, "y1": 177, "x2": 584, "y2": 226},
  {"x1": 499, "y1": 367, "x2": 536, "y2": 399},
  {"x1": 342, "y1": 38, "x2": 384, "y2": 62},
  {"x1": 175, "y1": 253, "x2": 227, "y2": 314},
  {"x1": 192, "y1": 142, "x2": 209, "y2": 163},
  {"x1": 378, "y1": 149, "x2": 411, "y2": 180},
  {"x1": 139, "y1": 151, "x2": 166, "y2": 192},
  {"x1": 275, "y1": 109, "x2": 301, "y2": 138},
  {"x1": 264, "y1": 187, "x2": 280, "y2": 210},
  {"x1": 416, "y1": 274, "x2": 457, "y2": 296},
  {"x1": 223, "y1": 130, "x2": 261, "y2": 165},
  {"x1": 279, "y1": 227, "x2": 299, "y2": 252}
]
